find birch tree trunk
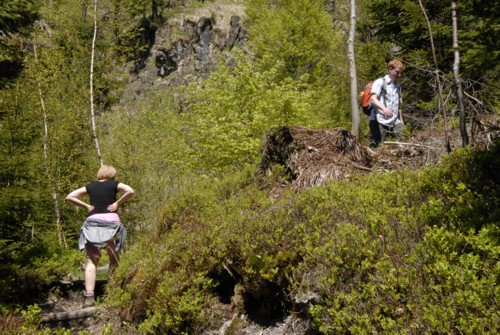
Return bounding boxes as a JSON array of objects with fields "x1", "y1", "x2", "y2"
[
  {"x1": 451, "y1": 0, "x2": 468, "y2": 147},
  {"x1": 348, "y1": 0, "x2": 360, "y2": 137},
  {"x1": 33, "y1": 31, "x2": 67, "y2": 248},
  {"x1": 418, "y1": 0, "x2": 451, "y2": 152},
  {"x1": 90, "y1": 0, "x2": 103, "y2": 166}
]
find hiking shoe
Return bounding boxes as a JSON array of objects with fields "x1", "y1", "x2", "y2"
[{"x1": 83, "y1": 295, "x2": 95, "y2": 308}]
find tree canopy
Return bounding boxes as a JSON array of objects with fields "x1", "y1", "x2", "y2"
[{"x1": 0, "y1": 0, "x2": 39, "y2": 86}]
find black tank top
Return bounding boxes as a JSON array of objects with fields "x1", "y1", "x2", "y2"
[{"x1": 85, "y1": 180, "x2": 119, "y2": 217}]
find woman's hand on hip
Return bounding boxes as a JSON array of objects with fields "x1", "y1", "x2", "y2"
[{"x1": 107, "y1": 202, "x2": 118, "y2": 212}]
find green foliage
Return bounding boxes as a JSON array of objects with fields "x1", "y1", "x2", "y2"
[
  {"x1": 0, "y1": 0, "x2": 39, "y2": 33},
  {"x1": 419, "y1": 144, "x2": 500, "y2": 230},
  {"x1": 247, "y1": 0, "x2": 341, "y2": 83},
  {"x1": 408, "y1": 226, "x2": 500, "y2": 334},
  {"x1": 0, "y1": 76, "x2": 60, "y2": 304},
  {"x1": 0, "y1": 0, "x2": 39, "y2": 86},
  {"x1": 108, "y1": 143, "x2": 499, "y2": 334},
  {"x1": 20, "y1": 304, "x2": 42, "y2": 333},
  {"x1": 0, "y1": 236, "x2": 82, "y2": 305},
  {"x1": 0, "y1": 0, "x2": 117, "y2": 305},
  {"x1": 138, "y1": 273, "x2": 216, "y2": 334},
  {"x1": 100, "y1": 85, "x2": 198, "y2": 226},
  {"x1": 18, "y1": 303, "x2": 60, "y2": 334},
  {"x1": 246, "y1": 0, "x2": 351, "y2": 127},
  {"x1": 105, "y1": 0, "x2": 155, "y2": 67},
  {"x1": 184, "y1": 55, "x2": 320, "y2": 172},
  {"x1": 365, "y1": 0, "x2": 500, "y2": 111}
]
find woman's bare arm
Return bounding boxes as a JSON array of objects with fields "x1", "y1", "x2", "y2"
[
  {"x1": 107, "y1": 183, "x2": 134, "y2": 212},
  {"x1": 66, "y1": 187, "x2": 93, "y2": 212}
]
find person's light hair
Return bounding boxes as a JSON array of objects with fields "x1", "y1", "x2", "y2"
[
  {"x1": 388, "y1": 59, "x2": 404, "y2": 71},
  {"x1": 97, "y1": 165, "x2": 116, "y2": 180}
]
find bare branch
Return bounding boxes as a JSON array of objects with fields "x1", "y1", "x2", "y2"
[
  {"x1": 33, "y1": 29, "x2": 66, "y2": 248},
  {"x1": 418, "y1": 0, "x2": 451, "y2": 152},
  {"x1": 90, "y1": 0, "x2": 103, "y2": 167}
]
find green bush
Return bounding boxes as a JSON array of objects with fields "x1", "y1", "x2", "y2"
[{"x1": 108, "y1": 144, "x2": 499, "y2": 334}]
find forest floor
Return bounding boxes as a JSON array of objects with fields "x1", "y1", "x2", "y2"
[{"x1": 38, "y1": 118, "x2": 498, "y2": 335}]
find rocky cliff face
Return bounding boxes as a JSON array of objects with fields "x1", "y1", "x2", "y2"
[
  {"x1": 155, "y1": 13, "x2": 247, "y2": 79},
  {"x1": 123, "y1": 3, "x2": 247, "y2": 101}
]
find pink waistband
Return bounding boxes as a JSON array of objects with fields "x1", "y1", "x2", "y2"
[{"x1": 88, "y1": 213, "x2": 120, "y2": 223}]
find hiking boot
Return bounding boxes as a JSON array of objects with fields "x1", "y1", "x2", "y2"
[{"x1": 83, "y1": 294, "x2": 95, "y2": 308}]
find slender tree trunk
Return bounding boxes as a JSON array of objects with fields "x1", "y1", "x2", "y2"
[
  {"x1": 90, "y1": 0, "x2": 103, "y2": 166},
  {"x1": 348, "y1": 0, "x2": 360, "y2": 137},
  {"x1": 152, "y1": 0, "x2": 158, "y2": 21},
  {"x1": 82, "y1": 3, "x2": 88, "y2": 23},
  {"x1": 418, "y1": 0, "x2": 451, "y2": 152},
  {"x1": 33, "y1": 31, "x2": 67, "y2": 248},
  {"x1": 451, "y1": 1, "x2": 468, "y2": 147}
]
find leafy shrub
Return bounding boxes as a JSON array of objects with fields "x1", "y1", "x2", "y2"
[{"x1": 108, "y1": 144, "x2": 499, "y2": 334}]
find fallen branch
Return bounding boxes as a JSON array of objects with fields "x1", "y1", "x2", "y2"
[
  {"x1": 42, "y1": 306, "x2": 100, "y2": 322},
  {"x1": 351, "y1": 163, "x2": 373, "y2": 172},
  {"x1": 383, "y1": 141, "x2": 436, "y2": 149}
]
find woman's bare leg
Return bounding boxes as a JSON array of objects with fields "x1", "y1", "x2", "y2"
[
  {"x1": 85, "y1": 243, "x2": 101, "y2": 294},
  {"x1": 106, "y1": 241, "x2": 120, "y2": 275}
]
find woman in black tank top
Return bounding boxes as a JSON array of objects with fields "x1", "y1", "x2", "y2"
[{"x1": 66, "y1": 165, "x2": 134, "y2": 307}]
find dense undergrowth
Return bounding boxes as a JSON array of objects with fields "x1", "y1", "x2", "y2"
[{"x1": 105, "y1": 143, "x2": 499, "y2": 334}]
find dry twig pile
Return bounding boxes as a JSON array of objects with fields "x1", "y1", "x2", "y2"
[{"x1": 259, "y1": 126, "x2": 372, "y2": 190}]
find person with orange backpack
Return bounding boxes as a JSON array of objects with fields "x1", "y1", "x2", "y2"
[{"x1": 366, "y1": 59, "x2": 405, "y2": 148}]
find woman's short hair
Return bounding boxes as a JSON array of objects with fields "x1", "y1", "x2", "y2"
[{"x1": 97, "y1": 165, "x2": 116, "y2": 180}]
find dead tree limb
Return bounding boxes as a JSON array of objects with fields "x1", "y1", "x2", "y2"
[
  {"x1": 384, "y1": 141, "x2": 437, "y2": 149},
  {"x1": 418, "y1": 0, "x2": 451, "y2": 153},
  {"x1": 33, "y1": 30, "x2": 66, "y2": 248},
  {"x1": 90, "y1": 0, "x2": 103, "y2": 166},
  {"x1": 42, "y1": 307, "x2": 100, "y2": 322}
]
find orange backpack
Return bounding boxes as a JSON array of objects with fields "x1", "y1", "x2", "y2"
[{"x1": 360, "y1": 77, "x2": 386, "y2": 116}]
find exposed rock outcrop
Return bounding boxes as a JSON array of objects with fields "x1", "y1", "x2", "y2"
[{"x1": 123, "y1": 3, "x2": 247, "y2": 103}]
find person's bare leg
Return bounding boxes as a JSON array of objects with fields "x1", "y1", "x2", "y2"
[
  {"x1": 106, "y1": 241, "x2": 119, "y2": 275},
  {"x1": 85, "y1": 244, "x2": 101, "y2": 294}
]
